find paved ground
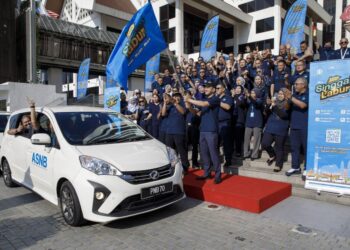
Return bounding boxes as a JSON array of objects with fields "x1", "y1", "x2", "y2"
[{"x1": 0, "y1": 180, "x2": 350, "y2": 250}]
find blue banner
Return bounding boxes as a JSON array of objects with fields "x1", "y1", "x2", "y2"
[
  {"x1": 145, "y1": 53, "x2": 161, "y2": 92},
  {"x1": 200, "y1": 15, "x2": 219, "y2": 62},
  {"x1": 106, "y1": 72, "x2": 118, "y2": 89},
  {"x1": 104, "y1": 87, "x2": 121, "y2": 113},
  {"x1": 305, "y1": 60, "x2": 350, "y2": 195},
  {"x1": 106, "y1": 3, "x2": 167, "y2": 91},
  {"x1": 77, "y1": 58, "x2": 90, "y2": 100},
  {"x1": 281, "y1": 0, "x2": 307, "y2": 55}
]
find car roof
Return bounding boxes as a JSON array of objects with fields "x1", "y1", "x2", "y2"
[{"x1": 11, "y1": 106, "x2": 116, "y2": 115}]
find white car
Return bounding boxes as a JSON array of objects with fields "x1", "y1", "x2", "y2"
[
  {"x1": 0, "y1": 106, "x2": 185, "y2": 226},
  {"x1": 0, "y1": 112, "x2": 10, "y2": 146}
]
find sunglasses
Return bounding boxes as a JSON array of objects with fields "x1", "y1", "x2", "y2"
[
  {"x1": 216, "y1": 87, "x2": 222, "y2": 90},
  {"x1": 340, "y1": 41, "x2": 348, "y2": 44}
]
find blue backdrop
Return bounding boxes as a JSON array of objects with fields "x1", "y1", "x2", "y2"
[
  {"x1": 281, "y1": 0, "x2": 307, "y2": 55},
  {"x1": 106, "y1": 2, "x2": 167, "y2": 91},
  {"x1": 200, "y1": 15, "x2": 219, "y2": 62},
  {"x1": 77, "y1": 58, "x2": 90, "y2": 100},
  {"x1": 305, "y1": 60, "x2": 350, "y2": 194}
]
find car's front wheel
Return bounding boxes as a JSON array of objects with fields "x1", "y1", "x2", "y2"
[
  {"x1": 2, "y1": 159, "x2": 16, "y2": 187},
  {"x1": 59, "y1": 181, "x2": 85, "y2": 226}
]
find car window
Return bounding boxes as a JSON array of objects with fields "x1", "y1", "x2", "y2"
[
  {"x1": 37, "y1": 113, "x2": 60, "y2": 149},
  {"x1": 55, "y1": 112, "x2": 151, "y2": 146},
  {"x1": 9, "y1": 114, "x2": 20, "y2": 130},
  {"x1": 0, "y1": 115, "x2": 9, "y2": 133}
]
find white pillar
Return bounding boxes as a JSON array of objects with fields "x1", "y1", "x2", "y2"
[
  {"x1": 73, "y1": 73, "x2": 78, "y2": 98},
  {"x1": 274, "y1": 0, "x2": 282, "y2": 55},
  {"x1": 309, "y1": 17, "x2": 313, "y2": 50},
  {"x1": 317, "y1": 0, "x2": 324, "y2": 46},
  {"x1": 175, "y1": 0, "x2": 184, "y2": 57},
  {"x1": 335, "y1": 0, "x2": 344, "y2": 49},
  {"x1": 347, "y1": 0, "x2": 350, "y2": 40}
]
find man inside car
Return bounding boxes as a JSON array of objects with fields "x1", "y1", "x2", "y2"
[{"x1": 7, "y1": 99, "x2": 38, "y2": 138}]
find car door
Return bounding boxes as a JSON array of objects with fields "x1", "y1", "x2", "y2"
[
  {"x1": 27, "y1": 113, "x2": 58, "y2": 201},
  {"x1": 5, "y1": 113, "x2": 32, "y2": 185}
]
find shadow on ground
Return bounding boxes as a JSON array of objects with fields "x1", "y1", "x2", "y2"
[
  {"x1": 105, "y1": 197, "x2": 202, "y2": 229},
  {"x1": 0, "y1": 192, "x2": 43, "y2": 212}
]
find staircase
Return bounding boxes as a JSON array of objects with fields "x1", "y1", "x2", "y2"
[{"x1": 226, "y1": 151, "x2": 350, "y2": 206}]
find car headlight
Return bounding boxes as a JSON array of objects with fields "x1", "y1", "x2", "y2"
[
  {"x1": 166, "y1": 147, "x2": 180, "y2": 168},
  {"x1": 79, "y1": 156, "x2": 123, "y2": 176}
]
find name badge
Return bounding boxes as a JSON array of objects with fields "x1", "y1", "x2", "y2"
[{"x1": 250, "y1": 112, "x2": 254, "y2": 118}]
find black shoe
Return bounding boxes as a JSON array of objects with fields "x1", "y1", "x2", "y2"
[
  {"x1": 266, "y1": 157, "x2": 276, "y2": 166},
  {"x1": 273, "y1": 166, "x2": 282, "y2": 172},
  {"x1": 183, "y1": 169, "x2": 189, "y2": 175},
  {"x1": 214, "y1": 178, "x2": 222, "y2": 184},
  {"x1": 196, "y1": 175, "x2": 212, "y2": 180},
  {"x1": 224, "y1": 161, "x2": 232, "y2": 167},
  {"x1": 250, "y1": 157, "x2": 259, "y2": 161}
]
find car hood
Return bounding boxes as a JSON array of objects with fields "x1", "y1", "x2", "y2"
[{"x1": 75, "y1": 139, "x2": 170, "y2": 172}]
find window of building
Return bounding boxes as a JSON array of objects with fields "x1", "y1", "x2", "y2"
[
  {"x1": 106, "y1": 27, "x2": 122, "y2": 34},
  {"x1": 238, "y1": 39, "x2": 274, "y2": 53},
  {"x1": 238, "y1": 0, "x2": 274, "y2": 13},
  {"x1": 160, "y1": 4, "x2": 175, "y2": 44},
  {"x1": 256, "y1": 17, "x2": 274, "y2": 33},
  {"x1": 322, "y1": 0, "x2": 336, "y2": 44}
]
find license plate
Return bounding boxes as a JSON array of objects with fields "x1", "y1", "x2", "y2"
[{"x1": 141, "y1": 182, "x2": 173, "y2": 199}]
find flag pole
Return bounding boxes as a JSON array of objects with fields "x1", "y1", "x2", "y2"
[{"x1": 165, "y1": 48, "x2": 184, "y2": 86}]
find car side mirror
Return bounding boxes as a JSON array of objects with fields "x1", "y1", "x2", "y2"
[{"x1": 31, "y1": 133, "x2": 51, "y2": 146}]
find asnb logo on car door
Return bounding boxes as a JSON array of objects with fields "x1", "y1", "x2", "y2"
[{"x1": 32, "y1": 153, "x2": 48, "y2": 168}]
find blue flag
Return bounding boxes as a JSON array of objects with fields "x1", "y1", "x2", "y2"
[
  {"x1": 200, "y1": 15, "x2": 219, "y2": 62},
  {"x1": 281, "y1": 0, "x2": 307, "y2": 55},
  {"x1": 145, "y1": 53, "x2": 161, "y2": 92},
  {"x1": 106, "y1": 72, "x2": 118, "y2": 89},
  {"x1": 106, "y1": 3, "x2": 167, "y2": 91},
  {"x1": 77, "y1": 58, "x2": 90, "y2": 100}
]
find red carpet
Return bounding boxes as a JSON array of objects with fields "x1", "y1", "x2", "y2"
[{"x1": 184, "y1": 169, "x2": 292, "y2": 213}]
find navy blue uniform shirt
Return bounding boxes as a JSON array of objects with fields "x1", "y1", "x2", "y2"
[
  {"x1": 200, "y1": 95, "x2": 220, "y2": 132},
  {"x1": 218, "y1": 94, "x2": 234, "y2": 122},
  {"x1": 334, "y1": 48, "x2": 350, "y2": 60},
  {"x1": 166, "y1": 101, "x2": 186, "y2": 135},
  {"x1": 245, "y1": 98, "x2": 264, "y2": 128},
  {"x1": 290, "y1": 91, "x2": 308, "y2": 130}
]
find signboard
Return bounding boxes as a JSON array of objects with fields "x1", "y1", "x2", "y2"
[
  {"x1": 305, "y1": 59, "x2": 350, "y2": 195},
  {"x1": 104, "y1": 87, "x2": 121, "y2": 113}
]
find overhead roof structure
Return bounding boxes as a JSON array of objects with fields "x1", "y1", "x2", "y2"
[{"x1": 37, "y1": 15, "x2": 118, "y2": 45}]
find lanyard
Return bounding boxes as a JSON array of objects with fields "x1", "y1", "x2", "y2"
[{"x1": 341, "y1": 48, "x2": 348, "y2": 60}]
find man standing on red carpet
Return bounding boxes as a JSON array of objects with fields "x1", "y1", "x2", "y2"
[{"x1": 185, "y1": 81, "x2": 222, "y2": 184}]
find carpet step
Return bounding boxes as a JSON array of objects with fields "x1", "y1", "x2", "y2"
[{"x1": 184, "y1": 169, "x2": 291, "y2": 213}]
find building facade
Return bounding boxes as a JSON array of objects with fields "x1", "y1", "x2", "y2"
[{"x1": 149, "y1": 0, "x2": 335, "y2": 58}]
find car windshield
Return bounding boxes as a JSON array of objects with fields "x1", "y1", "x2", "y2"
[
  {"x1": 0, "y1": 115, "x2": 9, "y2": 133},
  {"x1": 54, "y1": 112, "x2": 151, "y2": 145}
]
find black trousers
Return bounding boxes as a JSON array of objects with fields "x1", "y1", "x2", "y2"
[
  {"x1": 219, "y1": 121, "x2": 233, "y2": 162},
  {"x1": 187, "y1": 125, "x2": 199, "y2": 165},
  {"x1": 159, "y1": 131, "x2": 167, "y2": 144},
  {"x1": 166, "y1": 134, "x2": 190, "y2": 170},
  {"x1": 261, "y1": 132, "x2": 286, "y2": 168},
  {"x1": 233, "y1": 126, "x2": 245, "y2": 155}
]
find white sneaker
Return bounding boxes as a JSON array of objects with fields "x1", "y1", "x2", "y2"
[{"x1": 285, "y1": 168, "x2": 301, "y2": 176}]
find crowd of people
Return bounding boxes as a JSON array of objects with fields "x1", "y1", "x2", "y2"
[{"x1": 119, "y1": 38, "x2": 350, "y2": 184}]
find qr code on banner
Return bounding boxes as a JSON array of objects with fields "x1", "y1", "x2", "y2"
[{"x1": 326, "y1": 129, "x2": 341, "y2": 144}]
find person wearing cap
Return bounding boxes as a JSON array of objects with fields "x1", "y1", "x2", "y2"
[
  {"x1": 162, "y1": 92, "x2": 190, "y2": 174},
  {"x1": 185, "y1": 80, "x2": 222, "y2": 184},
  {"x1": 216, "y1": 82, "x2": 234, "y2": 167}
]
